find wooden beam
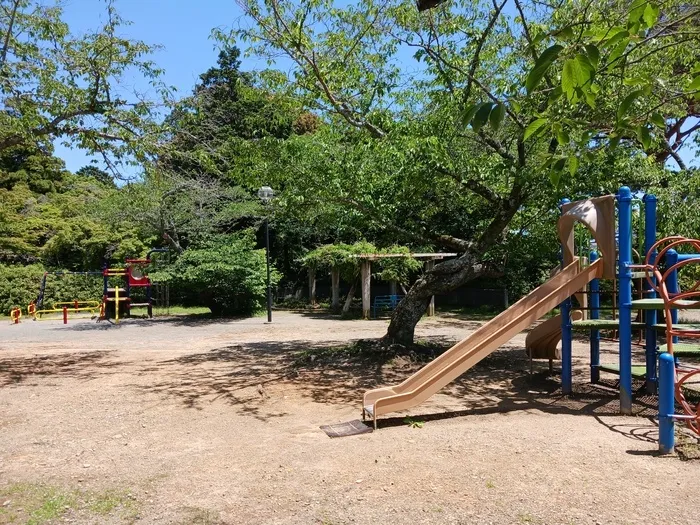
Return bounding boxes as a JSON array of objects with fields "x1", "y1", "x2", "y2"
[
  {"x1": 355, "y1": 253, "x2": 458, "y2": 259},
  {"x1": 361, "y1": 260, "x2": 371, "y2": 319}
]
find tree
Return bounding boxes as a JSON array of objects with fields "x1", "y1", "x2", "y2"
[
  {"x1": 0, "y1": 0, "x2": 166, "y2": 175},
  {"x1": 229, "y1": 0, "x2": 699, "y2": 344},
  {"x1": 76, "y1": 166, "x2": 115, "y2": 188}
]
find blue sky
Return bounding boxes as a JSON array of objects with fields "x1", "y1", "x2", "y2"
[{"x1": 55, "y1": 0, "x2": 697, "y2": 172}]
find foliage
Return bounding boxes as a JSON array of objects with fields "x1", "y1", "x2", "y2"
[
  {"x1": 0, "y1": 0, "x2": 167, "y2": 173},
  {"x1": 302, "y1": 242, "x2": 421, "y2": 285},
  {"x1": 0, "y1": 263, "x2": 104, "y2": 313},
  {"x1": 150, "y1": 234, "x2": 280, "y2": 316}
]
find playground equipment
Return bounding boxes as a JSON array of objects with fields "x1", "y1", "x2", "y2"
[
  {"x1": 9, "y1": 307, "x2": 21, "y2": 324},
  {"x1": 634, "y1": 236, "x2": 700, "y2": 454},
  {"x1": 362, "y1": 186, "x2": 700, "y2": 434},
  {"x1": 19, "y1": 248, "x2": 170, "y2": 325}
]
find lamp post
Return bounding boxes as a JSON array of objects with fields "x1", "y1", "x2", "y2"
[{"x1": 258, "y1": 186, "x2": 274, "y2": 323}]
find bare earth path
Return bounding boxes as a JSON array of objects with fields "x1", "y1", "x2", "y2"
[{"x1": 0, "y1": 311, "x2": 697, "y2": 524}]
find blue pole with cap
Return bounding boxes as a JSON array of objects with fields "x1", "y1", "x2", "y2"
[
  {"x1": 560, "y1": 198, "x2": 573, "y2": 394},
  {"x1": 590, "y1": 249, "x2": 600, "y2": 384},
  {"x1": 658, "y1": 352, "x2": 675, "y2": 454},
  {"x1": 617, "y1": 186, "x2": 633, "y2": 414}
]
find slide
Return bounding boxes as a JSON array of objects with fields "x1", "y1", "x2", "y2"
[
  {"x1": 525, "y1": 310, "x2": 583, "y2": 360},
  {"x1": 362, "y1": 258, "x2": 603, "y2": 427}
]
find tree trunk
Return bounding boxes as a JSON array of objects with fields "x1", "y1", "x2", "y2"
[
  {"x1": 384, "y1": 187, "x2": 524, "y2": 345},
  {"x1": 342, "y1": 280, "x2": 357, "y2": 314},
  {"x1": 384, "y1": 252, "x2": 488, "y2": 344},
  {"x1": 308, "y1": 267, "x2": 317, "y2": 305}
]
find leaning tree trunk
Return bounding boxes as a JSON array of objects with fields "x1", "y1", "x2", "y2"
[
  {"x1": 383, "y1": 252, "x2": 488, "y2": 344},
  {"x1": 384, "y1": 185, "x2": 525, "y2": 345}
]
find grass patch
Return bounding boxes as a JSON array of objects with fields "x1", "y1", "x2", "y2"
[
  {"x1": 404, "y1": 417, "x2": 425, "y2": 429},
  {"x1": 152, "y1": 305, "x2": 211, "y2": 316},
  {"x1": 0, "y1": 482, "x2": 139, "y2": 524}
]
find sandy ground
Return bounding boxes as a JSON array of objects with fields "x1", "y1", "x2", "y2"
[{"x1": 0, "y1": 310, "x2": 699, "y2": 525}]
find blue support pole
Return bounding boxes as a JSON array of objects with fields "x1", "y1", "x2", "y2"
[
  {"x1": 658, "y1": 352, "x2": 675, "y2": 454},
  {"x1": 643, "y1": 194, "x2": 657, "y2": 393},
  {"x1": 666, "y1": 249, "x2": 679, "y2": 344},
  {"x1": 590, "y1": 250, "x2": 601, "y2": 384},
  {"x1": 560, "y1": 198, "x2": 573, "y2": 394},
  {"x1": 618, "y1": 186, "x2": 633, "y2": 414}
]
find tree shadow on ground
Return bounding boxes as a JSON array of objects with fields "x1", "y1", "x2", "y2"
[
  {"x1": 0, "y1": 350, "x2": 124, "y2": 387},
  {"x1": 120, "y1": 333, "x2": 668, "y2": 437}
]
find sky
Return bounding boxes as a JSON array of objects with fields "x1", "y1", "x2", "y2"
[
  {"x1": 55, "y1": 0, "x2": 254, "y2": 172},
  {"x1": 54, "y1": 0, "x2": 697, "y2": 173}
]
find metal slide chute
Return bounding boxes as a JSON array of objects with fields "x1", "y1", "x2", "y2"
[{"x1": 362, "y1": 258, "x2": 604, "y2": 427}]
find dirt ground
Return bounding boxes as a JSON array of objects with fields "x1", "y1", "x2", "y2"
[{"x1": 1, "y1": 310, "x2": 699, "y2": 525}]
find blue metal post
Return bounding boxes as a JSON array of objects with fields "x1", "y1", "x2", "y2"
[
  {"x1": 560, "y1": 198, "x2": 573, "y2": 394},
  {"x1": 618, "y1": 186, "x2": 633, "y2": 414},
  {"x1": 590, "y1": 250, "x2": 601, "y2": 384},
  {"x1": 643, "y1": 194, "x2": 657, "y2": 393},
  {"x1": 666, "y1": 249, "x2": 679, "y2": 344},
  {"x1": 658, "y1": 352, "x2": 675, "y2": 454}
]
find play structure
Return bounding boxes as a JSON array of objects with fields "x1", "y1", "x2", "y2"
[
  {"x1": 11, "y1": 248, "x2": 170, "y2": 325},
  {"x1": 362, "y1": 186, "x2": 700, "y2": 454}
]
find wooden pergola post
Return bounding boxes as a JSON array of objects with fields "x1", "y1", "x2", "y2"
[
  {"x1": 331, "y1": 267, "x2": 340, "y2": 310},
  {"x1": 361, "y1": 259, "x2": 371, "y2": 319},
  {"x1": 308, "y1": 267, "x2": 316, "y2": 305},
  {"x1": 389, "y1": 280, "x2": 397, "y2": 296},
  {"x1": 425, "y1": 259, "x2": 435, "y2": 316}
]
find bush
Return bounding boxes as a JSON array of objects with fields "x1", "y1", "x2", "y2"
[
  {"x1": 0, "y1": 264, "x2": 104, "y2": 314},
  {"x1": 151, "y1": 234, "x2": 279, "y2": 316}
]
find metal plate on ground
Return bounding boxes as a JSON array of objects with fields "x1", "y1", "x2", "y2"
[{"x1": 320, "y1": 420, "x2": 373, "y2": 438}]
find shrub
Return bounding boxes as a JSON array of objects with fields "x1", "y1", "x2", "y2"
[
  {"x1": 151, "y1": 233, "x2": 279, "y2": 316},
  {"x1": 0, "y1": 264, "x2": 104, "y2": 314}
]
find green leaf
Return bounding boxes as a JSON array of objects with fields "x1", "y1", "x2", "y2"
[
  {"x1": 585, "y1": 45, "x2": 600, "y2": 68},
  {"x1": 607, "y1": 38, "x2": 630, "y2": 69},
  {"x1": 643, "y1": 3, "x2": 659, "y2": 28},
  {"x1": 548, "y1": 85, "x2": 563, "y2": 104},
  {"x1": 628, "y1": 0, "x2": 647, "y2": 27},
  {"x1": 461, "y1": 103, "x2": 480, "y2": 127},
  {"x1": 549, "y1": 165, "x2": 562, "y2": 186},
  {"x1": 557, "y1": 128, "x2": 570, "y2": 145},
  {"x1": 609, "y1": 135, "x2": 621, "y2": 150},
  {"x1": 555, "y1": 27, "x2": 574, "y2": 41},
  {"x1": 562, "y1": 59, "x2": 576, "y2": 100},
  {"x1": 526, "y1": 44, "x2": 564, "y2": 94},
  {"x1": 602, "y1": 29, "x2": 629, "y2": 49},
  {"x1": 689, "y1": 76, "x2": 700, "y2": 91},
  {"x1": 489, "y1": 103, "x2": 506, "y2": 131},
  {"x1": 650, "y1": 112, "x2": 665, "y2": 129},
  {"x1": 569, "y1": 156, "x2": 579, "y2": 177},
  {"x1": 471, "y1": 102, "x2": 494, "y2": 132},
  {"x1": 524, "y1": 118, "x2": 548, "y2": 140},
  {"x1": 617, "y1": 89, "x2": 644, "y2": 121},
  {"x1": 584, "y1": 90, "x2": 597, "y2": 108},
  {"x1": 637, "y1": 125, "x2": 651, "y2": 149},
  {"x1": 562, "y1": 57, "x2": 592, "y2": 101}
]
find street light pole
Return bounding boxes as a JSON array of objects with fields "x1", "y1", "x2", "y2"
[
  {"x1": 258, "y1": 186, "x2": 274, "y2": 323},
  {"x1": 264, "y1": 215, "x2": 272, "y2": 323}
]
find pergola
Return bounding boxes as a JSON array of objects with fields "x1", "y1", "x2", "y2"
[{"x1": 308, "y1": 252, "x2": 457, "y2": 319}]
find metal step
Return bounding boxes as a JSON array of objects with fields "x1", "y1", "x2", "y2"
[
  {"x1": 596, "y1": 363, "x2": 647, "y2": 379},
  {"x1": 658, "y1": 343, "x2": 700, "y2": 356}
]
